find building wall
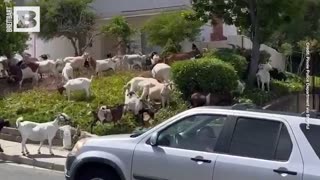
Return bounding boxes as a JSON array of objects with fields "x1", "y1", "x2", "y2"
[{"x1": 25, "y1": 34, "x2": 75, "y2": 60}]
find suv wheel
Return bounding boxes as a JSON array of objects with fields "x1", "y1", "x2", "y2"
[{"x1": 79, "y1": 167, "x2": 119, "y2": 180}]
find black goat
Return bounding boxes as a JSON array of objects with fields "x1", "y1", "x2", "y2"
[{"x1": 269, "y1": 68, "x2": 287, "y2": 81}]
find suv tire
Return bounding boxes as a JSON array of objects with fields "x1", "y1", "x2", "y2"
[{"x1": 78, "y1": 166, "x2": 120, "y2": 180}]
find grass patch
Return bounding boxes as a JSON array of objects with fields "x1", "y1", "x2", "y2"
[
  {"x1": 0, "y1": 71, "x2": 190, "y2": 136},
  {"x1": 0, "y1": 72, "x2": 138, "y2": 135}
]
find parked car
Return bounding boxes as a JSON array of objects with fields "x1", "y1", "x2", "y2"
[{"x1": 65, "y1": 106, "x2": 320, "y2": 180}]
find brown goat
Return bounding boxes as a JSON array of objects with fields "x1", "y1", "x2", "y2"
[{"x1": 90, "y1": 104, "x2": 125, "y2": 133}]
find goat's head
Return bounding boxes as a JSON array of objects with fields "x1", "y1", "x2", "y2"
[
  {"x1": 57, "y1": 113, "x2": 71, "y2": 124},
  {"x1": 39, "y1": 54, "x2": 49, "y2": 60},
  {"x1": 57, "y1": 85, "x2": 66, "y2": 95},
  {"x1": 82, "y1": 52, "x2": 89, "y2": 59},
  {"x1": 97, "y1": 105, "x2": 112, "y2": 122}
]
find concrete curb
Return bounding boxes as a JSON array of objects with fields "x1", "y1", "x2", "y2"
[{"x1": 0, "y1": 153, "x2": 65, "y2": 171}]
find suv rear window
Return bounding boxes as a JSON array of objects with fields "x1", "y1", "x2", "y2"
[{"x1": 300, "y1": 124, "x2": 320, "y2": 159}]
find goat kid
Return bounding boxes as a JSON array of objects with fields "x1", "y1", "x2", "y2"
[
  {"x1": 16, "y1": 113, "x2": 71, "y2": 156},
  {"x1": 58, "y1": 76, "x2": 94, "y2": 101}
]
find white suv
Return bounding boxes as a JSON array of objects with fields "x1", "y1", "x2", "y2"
[{"x1": 65, "y1": 106, "x2": 320, "y2": 180}]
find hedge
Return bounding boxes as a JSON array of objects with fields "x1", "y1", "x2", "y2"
[
  {"x1": 172, "y1": 57, "x2": 239, "y2": 99},
  {"x1": 203, "y1": 48, "x2": 248, "y2": 79}
]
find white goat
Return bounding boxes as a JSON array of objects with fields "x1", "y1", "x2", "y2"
[
  {"x1": 124, "y1": 77, "x2": 159, "y2": 93},
  {"x1": 152, "y1": 63, "x2": 171, "y2": 83},
  {"x1": 16, "y1": 113, "x2": 71, "y2": 156},
  {"x1": 62, "y1": 62, "x2": 74, "y2": 83},
  {"x1": 19, "y1": 65, "x2": 39, "y2": 89},
  {"x1": 140, "y1": 82, "x2": 172, "y2": 107},
  {"x1": 124, "y1": 90, "x2": 144, "y2": 115},
  {"x1": 63, "y1": 52, "x2": 89, "y2": 71},
  {"x1": 95, "y1": 58, "x2": 117, "y2": 76},
  {"x1": 256, "y1": 63, "x2": 273, "y2": 91},
  {"x1": 55, "y1": 59, "x2": 65, "y2": 73},
  {"x1": 151, "y1": 54, "x2": 160, "y2": 65},
  {"x1": 123, "y1": 54, "x2": 147, "y2": 70},
  {"x1": 58, "y1": 76, "x2": 94, "y2": 101},
  {"x1": 36, "y1": 59, "x2": 59, "y2": 78}
]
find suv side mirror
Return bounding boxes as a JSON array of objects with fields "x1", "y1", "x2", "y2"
[{"x1": 150, "y1": 132, "x2": 159, "y2": 146}]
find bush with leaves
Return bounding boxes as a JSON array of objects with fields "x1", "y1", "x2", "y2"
[
  {"x1": 101, "y1": 16, "x2": 135, "y2": 55},
  {"x1": 172, "y1": 57, "x2": 238, "y2": 99},
  {"x1": 203, "y1": 49, "x2": 248, "y2": 79},
  {"x1": 161, "y1": 39, "x2": 180, "y2": 57},
  {"x1": 142, "y1": 10, "x2": 203, "y2": 48},
  {"x1": 271, "y1": 80, "x2": 304, "y2": 96}
]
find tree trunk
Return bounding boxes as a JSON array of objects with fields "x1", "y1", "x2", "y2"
[
  {"x1": 68, "y1": 37, "x2": 79, "y2": 56},
  {"x1": 247, "y1": 0, "x2": 260, "y2": 87},
  {"x1": 77, "y1": 35, "x2": 87, "y2": 56},
  {"x1": 248, "y1": 38, "x2": 261, "y2": 86}
]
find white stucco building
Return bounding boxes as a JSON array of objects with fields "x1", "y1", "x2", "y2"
[{"x1": 20, "y1": 0, "x2": 238, "y2": 60}]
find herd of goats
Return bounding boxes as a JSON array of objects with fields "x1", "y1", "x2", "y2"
[{"x1": 0, "y1": 44, "x2": 289, "y2": 155}]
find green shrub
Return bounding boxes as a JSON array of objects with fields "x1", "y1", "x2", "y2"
[
  {"x1": 271, "y1": 80, "x2": 304, "y2": 96},
  {"x1": 172, "y1": 57, "x2": 238, "y2": 99},
  {"x1": 161, "y1": 38, "x2": 180, "y2": 57},
  {"x1": 240, "y1": 89, "x2": 277, "y2": 106},
  {"x1": 203, "y1": 48, "x2": 248, "y2": 78},
  {"x1": 0, "y1": 72, "x2": 138, "y2": 136},
  {"x1": 285, "y1": 72, "x2": 304, "y2": 84}
]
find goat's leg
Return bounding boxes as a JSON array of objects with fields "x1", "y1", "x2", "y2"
[
  {"x1": 48, "y1": 139, "x2": 54, "y2": 155},
  {"x1": 161, "y1": 96, "x2": 166, "y2": 108},
  {"x1": 38, "y1": 141, "x2": 44, "y2": 154},
  {"x1": 262, "y1": 83, "x2": 265, "y2": 91},
  {"x1": 19, "y1": 79, "x2": 24, "y2": 90},
  {"x1": 267, "y1": 82, "x2": 270, "y2": 92},
  {"x1": 85, "y1": 88, "x2": 90, "y2": 99},
  {"x1": 21, "y1": 138, "x2": 26, "y2": 156}
]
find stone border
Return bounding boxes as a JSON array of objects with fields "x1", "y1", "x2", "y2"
[{"x1": 0, "y1": 153, "x2": 64, "y2": 171}]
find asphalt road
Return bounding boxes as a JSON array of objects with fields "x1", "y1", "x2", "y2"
[{"x1": 0, "y1": 161, "x2": 64, "y2": 180}]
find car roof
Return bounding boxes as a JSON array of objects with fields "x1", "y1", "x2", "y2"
[{"x1": 188, "y1": 105, "x2": 320, "y2": 121}]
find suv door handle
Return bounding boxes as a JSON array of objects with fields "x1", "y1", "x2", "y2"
[
  {"x1": 190, "y1": 156, "x2": 211, "y2": 163},
  {"x1": 273, "y1": 167, "x2": 297, "y2": 176}
]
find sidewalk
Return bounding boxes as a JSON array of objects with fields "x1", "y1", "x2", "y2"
[{"x1": 0, "y1": 139, "x2": 69, "y2": 171}]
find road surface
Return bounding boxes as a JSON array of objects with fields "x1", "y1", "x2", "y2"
[{"x1": 0, "y1": 161, "x2": 64, "y2": 180}]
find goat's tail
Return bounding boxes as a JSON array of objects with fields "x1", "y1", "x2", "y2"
[{"x1": 16, "y1": 117, "x2": 23, "y2": 128}]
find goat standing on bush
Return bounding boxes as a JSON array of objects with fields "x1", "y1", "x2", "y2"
[{"x1": 16, "y1": 113, "x2": 71, "y2": 156}]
